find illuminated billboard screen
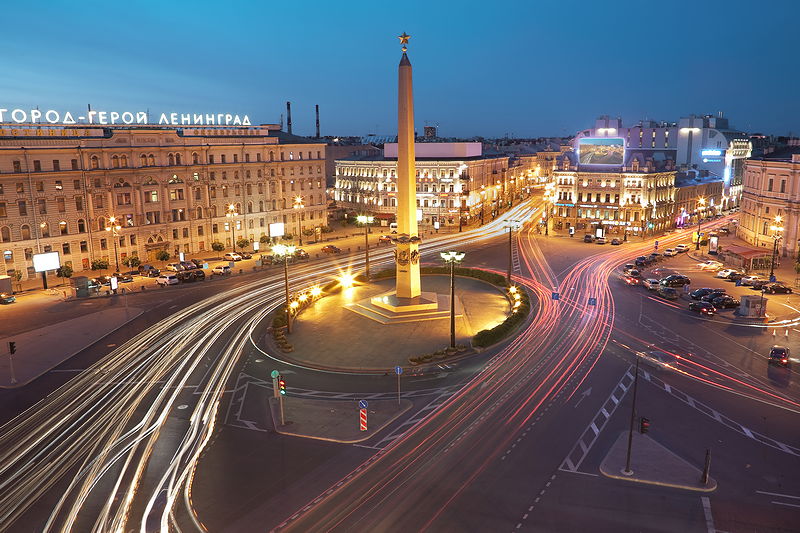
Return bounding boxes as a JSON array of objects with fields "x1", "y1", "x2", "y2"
[
  {"x1": 33, "y1": 251, "x2": 60, "y2": 272},
  {"x1": 578, "y1": 138, "x2": 624, "y2": 165}
]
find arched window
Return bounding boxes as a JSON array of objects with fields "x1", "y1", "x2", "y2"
[
  {"x1": 259, "y1": 200, "x2": 264, "y2": 211},
  {"x1": 196, "y1": 207, "x2": 203, "y2": 219},
  {"x1": 140, "y1": 154, "x2": 147, "y2": 166},
  {"x1": 77, "y1": 219, "x2": 86, "y2": 232},
  {"x1": 121, "y1": 155, "x2": 128, "y2": 167},
  {"x1": 175, "y1": 153, "x2": 181, "y2": 165},
  {"x1": 168, "y1": 153, "x2": 175, "y2": 166},
  {"x1": 148, "y1": 154, "x2": 155, "y2": 166},
  {"x1": 111, "y1": 155, "x2": 119, "y2": 168},
  {"x1": 192, "y1": 152, "x2": 199, "y2": 164},
  {"x1": 211, "y1": 205, "x2": 217, "y2": 217},
  {"x1": 271, "y1": 199, "x2": 276, "y2": 210},
  {"x1": 40, "y1": 222, "x2": 50, "y2": 237},
  {"x1": 0, "y1": 226, "x2": 10, "y2": 242},
  {"x1": 98, "y1": 217, "x2": 106, "y2": 231},
  {"x1": 246, "y1": 170, "x2": 251, "y2": 179},
  {"x1": 269, "y1": 151, "x2": 274, "y2": 161},
  {"x1": 246, "y1": 183, "x2": 252, "y2": 195},
  {"x1": 281, "y1": 198, "x2": 286, "y2": 209},
  {"x1": 235, "y1": 184, "x2": 241, "y2": 196},
  {"x1": 21, "y1": 225, "x2": 31, "y2": 240},
  {"x1": 247, "y1": 202, "x2": 253, "y2": 213},
  {"x1": 235, "y1": 202, "x2": 242, "y2": 213},
  {"x1": 90, "y1": 155, "x2": 99, "y2": 169}
]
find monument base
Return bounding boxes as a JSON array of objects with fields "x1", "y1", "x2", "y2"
[
  {"x1": 346, "y1": 290, "x2": 463, "y2": 325},
  {"x1": 371, "y1": 291, "x2": 439, "y2": 313}
]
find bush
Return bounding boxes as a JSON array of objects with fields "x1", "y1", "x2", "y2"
[
  {"x1": 473, "y1": 286, "x2": 531, "y2": 347},
  {"x1": 155, "y1": 250, "x2": 171, "y2": 262},
  {"x1": 302, "y1": 229, "x2": 315, "y2": 237},
  {"x1": 56, "y1": 265, "x2": 73, "y2": 278},
  {"x1": 260, "y1": 235, "x2": 270, "y2": 244},
  {"x1": 320, "y1": 226, "x2": 333, "y2": 233},
  {"x1": 211, "y1": 241, "x2": 225, "y2": 252},
  {"x1": 236, "y1": 237, "x2": 251, "y2": 251},
  {"x1": 282, "y1": 234, "x2": 294, "y2": 241},
  {"x1": 91, "y1": 259, "x2": 109, "y2": 271},
  {"x1": 123, "y1": 256, "x2": 141, "y2": 269}
]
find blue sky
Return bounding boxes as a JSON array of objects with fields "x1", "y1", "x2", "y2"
[{"x1": 1, "y1": 0, "x2": 797, "y2": 137}]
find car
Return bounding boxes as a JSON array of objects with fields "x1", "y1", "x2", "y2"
[
  {"x1": 176, "y1": 270, "x2": 196, "y2": 282},
  {"x1": 178, "y1": 261, "x2": 195, "y2": 271},
  {"x1": 769, "y1": 346, "x2": 790, "y2": 366},
  {"x1": 719, "y1": 227, "x2": 730, "y2": 235},
  {"x1": 212, "y1": 265, "x2": 231, "y2": 275},
  {"x1": 698, "y1": 260, "x2": 723, "y2": 271},
  {"x1": 192, "y1": 269, "x2": 206, "y2": 281},
  {"x1": 699, "y1": 288, "x2": 726, "y2": 301},
  {"x1": 690, "y1": 287, "x2": 722, "y2": 300},
  {"x1": 726, "y1": 271, "x2": 744, "y2": 282},
  {"x1": 223, "y1": 253, "x2": 242, "y2": 261},
  {"x1": 611, "y1": 238, "x2": 621, "y2": 245},
  {"x1": 750, "y1": 279, "x2": 769, "y2": 290},
  {"x1": 322, "y1": 245, "x2": 342, "y2": 254},
  {"x1": 740, "y1": 275, "x2": 764, "y2": 286},
  {"x1": 389, "y1": 222, "x2": 398, "y2": 233},
  {"x1": 637, "y1": 350, "x2": 679, "y2": 371},
  {"x1": 138, "y1": 265, "x2": 161, "y2": 277},
  {"x1": 689, "y1": 301, "x2": 716, "y2": 316},
  {"x1": 649, "y1": 252, "x2": 662, "y2": 262},
  {"x1": 378, "y1": 235, "x2": 393, "y2": 244},
  {"x1": 240, "y1": 252, "x2": 252, "y2": 259},
  {"x1": 156, "y1": 274, "x2": 179, "y2": 286},
  {"x1": 675, "y1": 244, "x2": 690, "y2": 253},
  {"x1": 623, "y1": 263, "x2": 636, "y2": 273},
  {"x1": 762, "y1": 282, "x2": 793, "y2": 294},
  {"x1": 165, "y1": 262, "x2": 185, "y2": 272},
  {"x1": 190, "y1": 258, "x2": 205, "y2": 268},
  {"x1": 622, "y1": 275, "x2": 640, "y2": 286},
  {"x1": 716, "y1": 268, "x2": 738, "y2": 279},
  {"x1": 92, "y1": 275, "x2": 112, "y2": 286},
  {"x1": 112, "y1": 272, "x2": 134, "y2": 283},
  {"x1": 583, "y1": 235, "x2": 594, "y2": 243},
  {"x1": 644, "y1": 279, "x2": 660, "y2": 291},
  {"x1": 663, "y1": 248, "x2": 677, "y2": 257},
  {"x1": 596, "y1": 237, "x2": 607, "y2": 244},
  {"x1": 627, "y1": 269, "x2": 641, "y2": 278},
  {"x1": 657, "y1": 286, "x2": 679, "y2": 300},
  {"x1": 0, "y1": 293, "x2": 16, "y2": 304},
  {"x1": 294, "y1": 248, "x2": 310, "y2": 260},
  {"x1": 711, "y1": 295, "x2": 739, "y2": 309},
  {"x1": 635, "y1": 256, "x2": 649, "y2": 267},
  {"x1": 660, "y1": 275, "x2": 691, "y2": 287}
]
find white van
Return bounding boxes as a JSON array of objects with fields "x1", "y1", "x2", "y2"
[{"x1": 389, "y1": 222, "x2": 398, "y2": 233}]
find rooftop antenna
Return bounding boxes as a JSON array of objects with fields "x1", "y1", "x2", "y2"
[
  {"x1": 315, "y1": 104, "x2": 320, "y2": 138},
  {"x1": 286, "y1": 101, "x2": 292, "y2": 134}
]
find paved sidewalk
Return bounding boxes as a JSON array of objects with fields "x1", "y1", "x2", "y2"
[
  {"x1": 600, "y1": 431, "x2": 717, "y2": 492},
  {"x1": 0, "y1": 306, "x2": 144, "y2": 388},
  {"x1": 268, "y1": 396, "x2": 413, "y2": 443}
]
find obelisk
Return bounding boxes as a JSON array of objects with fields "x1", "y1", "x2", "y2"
[{"x1": 395, "y1": 32, "x2": 421, "y2": 301}]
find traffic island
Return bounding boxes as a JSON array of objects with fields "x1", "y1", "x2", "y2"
[
  {"x1": 599, "y1": 431, "x2": 717, "y2": 492},
  {"x1": 268, "y1": 396, "x2": 413, "y2": 444}
]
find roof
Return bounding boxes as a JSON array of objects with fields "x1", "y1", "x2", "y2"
[
  {"x1": 750, "y1": 145, "x2": 800, "y2": 161},
  {"x1": 722, "y1": 245, "x2": 770, "y2": 258},
  {"x1": 336, "y1": 153, "x2": 508, "y2": 163},
  {"x1": 271, "y1": 130, "x2": 325, "y2": 145}
]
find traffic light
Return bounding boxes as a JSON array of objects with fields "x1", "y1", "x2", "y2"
[
  {"x1": 278, "y1": 377, "x2": 286, "y2": 395},
  {"x1": 639, "y1": 417, "x2": 650, "y2": 434},
  {"x1": 8, "y1": 342, "x2": 15, "y2": 355}
]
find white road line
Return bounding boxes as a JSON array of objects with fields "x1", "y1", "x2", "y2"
[
  {"x1": 756, "y1": 490, "x2": 800, "y2": 499},
  {"x1": 772, "y1": 501, "x2": 800, "y2": 508},
  {"x1": 701, "y1": 496, "x2": 715, "y2": 533}
]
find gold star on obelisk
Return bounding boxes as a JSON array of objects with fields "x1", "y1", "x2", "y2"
[{"x1": 399, "y1": 32, "x2": 410, "y2": 52}]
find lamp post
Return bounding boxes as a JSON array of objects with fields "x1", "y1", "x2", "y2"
[
  {"x1": 769, "y1": 215, "x2": 784, "y2": 281},
  {"x1": 105, "y1": 216, "x2": 122, "y2": 272},
  {"x1": 440, "y1": 251, "x2": 465, "y2": 348},
  {"x1": 695, "y1": 197, "x2": 706, "y2": 250},
  {"x1": 543, "y1": 183, "x2": 555, "y2": 236},
  {"x1": 293, "y1": 195, "x2": 305, "y2": 246},
  {"x1": 356, "y1": 214, "x2": 374, "y2": 279},
  {"x1": 272, "y1": 243, "x2": 296, "y2": 333},
  {"x1": 226, "y1": 204, "x2": 238, "y2": 252},
  {"x1": 504, "y1": 219, "x2": 522, "y2": 283}
]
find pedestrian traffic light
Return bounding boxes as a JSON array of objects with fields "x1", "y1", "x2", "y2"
[
  {"x1": 278, "y1": 377, "x2": 286, "y2": 395},
  {"x1": 639, "y1": 417, "x2": 650, "y2": 434},
  {"x1": 8, "y1": 342, "x2": 15, "y2": 355}
]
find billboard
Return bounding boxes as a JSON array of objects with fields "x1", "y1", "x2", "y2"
[
  {"x1": 33, "y1": 251, "x2": 60, "y2": 272},
  {"x1": 269, "y1": 222, "x2": 285, "y2": 238},
  {"x1": 578, "y1": 138, "x2": 624, "y2": 165}
]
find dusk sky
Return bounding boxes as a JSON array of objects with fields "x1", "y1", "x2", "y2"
[{"x1": 2, "y1": 0, "x2": 797, "y2": 138}]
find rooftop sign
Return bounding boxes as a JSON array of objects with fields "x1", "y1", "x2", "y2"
[{"x1": 0, "y1": 108, "x2": 252, "y2": 126}]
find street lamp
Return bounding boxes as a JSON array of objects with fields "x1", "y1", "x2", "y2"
[
  {"x1": 356, "y1": 214, "x2": 374, "y2": 279},
  {"x1": 105, "y1": 216, "x2": 122, "y2": 272},
  {"x1": 226, "y1": 204, "x2": 238, "y2": 252},
  {"x1": 504, "y1": 220, "x2": 522, "y2": 283},
  {"x1": 293, "y1": 195, "x2": 305, "y2": 246},
  {"x1": 695, "y1": 197, "x2": 706, "y2": 250},
  {"x1": 769, "y1": 215, "x2": 784, "y2": 281},
  {"x1": 542, "y1": 183, "x2": 555, "y2": 236},
  {"x1": 440, "y1": 251, "x2": 465, "y2": 348},
  {"x1": 272, "y1": 243, "x2": 296, "y2": 333}
]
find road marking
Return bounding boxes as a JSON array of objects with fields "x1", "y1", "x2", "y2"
[
  {"x1": 772, "y1": 501, "x2": 800, "y2": 508},
  {"x1": 756, "y1": 490, "x2": 800, "y2": 499},
  {"x1": 701, "y1": 496, "x2": 715, "y2": 533}
]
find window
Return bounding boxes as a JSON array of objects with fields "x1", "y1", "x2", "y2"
[
  {"x1": 175, "y1": 153, "x2": 181, "y2": 165},
  {"x1": 54, "y1": 180, "x2": 63, "y2": 191},
  {"x1": 172, "y1": 209, "x2": 186, "y2": 221},
  {"x1": 145, "y1": 211, "x2": 161, "y2": 224},
  {"x1": 90, "y1": 156, "x2": 99, "y2": 169},
  {"x1": 172, "y1": 229, "x2": 179, "y2": 239},
  {"x1": 210, "y1": 187, "x2": 216, "y2": 199},
  {"x1": 36, "y1": 181, "x2": 44, "y2": 192},
  {"x1": 71, "y1": 159, "x2": 79, "y2": 170},
  {"x1": 182, "y1": 227, "x2": 189, "y2": 238},
  {"x1": 198, "y1": 225, "x2": 204, "y2": 236},
  {"x1": 94, "y1": 178, "x2": 102, "y2": 188},
  {"x1": 148, "y1": 154, "x2": 155, "y2": 166},
  {"x1": 21, "y1": 225, "x2": 31, "y2": 240},
  {"x1": 121, "y1": 155, "x2": 128, "y2": 167},
  {"x1": 193, "y1": 152, "x2": 199, "y2": 164},
  {"x1": 116, "y1": 192, "x2": 132, "y2": 205},
  {"x1": 0, "y1": 202, "x2": 5, "y2": 218},
  {"x1": 59, "y1": 221, "x2": 68, "y2": 235},
  {"x1": 37, "y1": 198, "x2": 47, "y2": 214},
  {"x1": 221, "y1": 154, "x2": 226, "y2": 163},
  {"x1": 33, "y1": 160, "x2": 42, "y2": 172},
  {"x1": 16, "y1": 182, "x2": 24, "y2": 194},
  {"x1": 95, "y1": 195, "x2": 104, "y2": 208},
  {"x1": 257, "y1": 153, "x2": 262, "y2": 162},
  {"x1": 168, "y1": 154, "x2": 175, "y2": 166},
  {"x1": 18, "y1": 200, "x2": 27, "y2": 216},
  {"x1": 51, "y1": 159, "x2": 61, "y2": 171},
  {"x1": 57, "y1": 197, "x2": 66, "y2": 212},
  {"x1": 100, "y1": 238, "x2": 107, "y2": 250},
  {"x1": 781, "y1": 180, "x2": 786, "y2": 193},
  {"x1": 768, "y1": 178, "x2": 773, "y2": 192},
  {"x1": 13, "y1": 160, "x2": 22, "y2": 173},
  {"x1": 40, "y1": 222, "x2": 49, "y2": 237},
  {"x1": 1, "y1": 226, "x2": 10, "y2": 242},
  {"x1": 194, "y1": 188, "x2": 202, "y2": 200},
  {"x1": 72, "y1": 179, "x2": 81, "y2": 190},
  {"x1": 145, "y1": 190, "x2": 158, "y2": 203},
  {"x1": 169, "y1": 189, "x2": 185, "y2": 201},
  {"x1": 233, "y1": 154, "x2": 238, "y2": 163},
  {"x1": 112, "y1": 155, "x2": 120, "y2": 168},
  {"x1": 209, "y1": 155, "x2": 215, "y2": 164},
  {"x1": 79, "y1": 240, "x2": 88, "y2": 252},
  {"x1": 77, "y1": 219, "x2": 86, "y2": 232}
]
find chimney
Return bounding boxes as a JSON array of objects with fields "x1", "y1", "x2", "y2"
[
  {"x1": 286, "y1": 101, "x2": 292, "y2": 134},
  {"x1": 315, "y1": 104, "x2": 320, "y2": 138}
]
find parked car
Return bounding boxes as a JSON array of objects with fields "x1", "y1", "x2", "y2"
[
  {"x1": 596, "y1": 237, "x2": 607, "y2": 244},
  {"x1": 294, "y1": 248, "x2": 310, "y2": 260},
  {"x1": 0, "y1": 293, "x2": 16, "y2": 304},
  {"x1": 635, "y1": 256, "x2": 649, "y2": 267},
  {"x1": 611, "y1": 238, "x2": 622, "y2": 245},
  {"x1": 623, "y1": 263, "x2": 637, "y2": 274},
  {"x1": 623, "y1": 275, "x2": 640, "y2": 286},
  {"x1": 156, "y1": 274, "x2": 179, "y2": 286},
  {"x1": 166, "y1": 262, "x2": 185, "y2": 272},
  {"x1": 689, "y1": 301, "x2": 716, "y2": 316},
  {"x1": 675, "y1": 244, "x2": 690, "y2": 253},
  {"x1": 322, "y1": 245, "x2": 342, "y2": 254},
  {"x1": 657, "y1": 286, "x2": 680, "y2": 300},
  {"x1": 740, "y1": 275, "x2": 764, "y2": 286},
  {"x1": 138, "y1": 265, "x2": 161, "y2": 277},
  {"x1": 716, "y1": 268, "x2": 739, "y2": 279},
  {"x1": 176, "y1": 270, "x2": 196, "y2": 283},
  {"x1": 649, "y1": 252, "x2": 662, "y2": 262},
  {"x1": 92, "y1": 275, "x2": 113, "y2": 286},
  {"x1": 223, "y1": 253, "x2": 242, "y2": 261},
  {"x1": 660, "y1": 275, "x2": 691, "y2": 287},
  {"x1": 192, "y1": 269, "x2": 206, "y2": 281},
  {"x1": 627, "y1": 269, "x2": 641, "y2": 278},
  {"x1": 769, "y1": 346, "x2": 790, "y2": 367},
  {"x1": 644, "y1": 279, "x2": 660, "y2": 291},
  {"x1": 112, "y1": 272, "x2": 134, "y2": 283},
  {"x1": 378, "y1": 235, "x2": 393, "y2": 244},
  {"x1": 663, "y1": 248, "x2": 677, "y2": 257},
  {"x1": 583, "y1": 235, "x2": 594, "y2": 243},
  {"x1": 240, "y1": 252, "x2": 252, "y2": 259},
  {"x1": 698, "y1": 260, "x2": 723, "y2": 271},
  {"x1": 711, "y1": 295, "x2": 739, "y2": 309},
  {"x1": 637, "y1": 350, "x2": 678, "y2": 371},
  {"x1": 212, "y1": 265, "x2": 231, "y2": 275},
  {"x1": 700, "y1": 290, "x2": 727, "y2": 303},
  {"x1": 690, "y1": 288, "x2": 722, "y2": 300},
  {"x1": 190, "y1": 258, "x2": 205, "y2": 268},
  {"x1": 726, "y1": 271, "x2": 744, "y2": 282},
  {"x1": 763, "y1": 282, "x2": 793, "y2": 294}
]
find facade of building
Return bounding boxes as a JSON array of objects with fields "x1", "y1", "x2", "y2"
[
  {"x1": 737, "y1": 144, "x2": 800, "y2": 260},
  {"x1": 334, "y1": 142, "x2": 510, "y2": 228},
  {"x1": 0, "y1": 124, "x2": 327, "y2": 279}
]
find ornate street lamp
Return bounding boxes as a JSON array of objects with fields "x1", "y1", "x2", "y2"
[
  {"x1": 440, "y1": 251, "x2": 466, "y2": 348},
  {"x1": 293, "y1": 195, "x2": 305, "y2": 246},
  {"x1": 105, "y1": 216, "x2": 122, "y2": 272},
  {"x1": 272, "y1": 243, "x2": 297, "y2": 333},
  {"x1": 769, "y1": 215, "x2": 784, "y2": 281},
  {"x1": 503, "y1": 219, "x2": 522, "y2": 282},
  {"x1": 226, "y1": 204, "x2": 238, "y2": 252},
  {"x1": 695, "y1": 197, "x2": 706, "y2": 250},
  {"x1": 356, "y1": 214, "x2": 374, "y2": 279}
]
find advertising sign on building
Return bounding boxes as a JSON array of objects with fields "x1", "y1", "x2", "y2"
[{"x1": 32, "y1": 251, "x2": 60, "y2": 272}]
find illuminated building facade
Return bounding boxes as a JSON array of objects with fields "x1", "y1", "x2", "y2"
[{"x1": 0, "y1": 124, "x2": 326, "y2": 279}]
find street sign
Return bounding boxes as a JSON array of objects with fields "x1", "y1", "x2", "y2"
[
  {"x1": 395, "y1": 366, "x2": 403, "y2": 375},
  {"x1": 588, "y1": 297, "x2": 597, "y2": 306},
  {"x1": 270, "y1": 370, "x2": 280, "y2": 379},
  {"x1": 654, "y1": 240, "x2": 659, "y2": 250},
  {"x1": 551, "y1": 292, "x2": 560, "y2": 301},
  {"x1": 359, "y1": 408, "x2": 368, "y2": 431},
  {"x1": 358, "y1": 399, "x2": 368, "y2": 409}
]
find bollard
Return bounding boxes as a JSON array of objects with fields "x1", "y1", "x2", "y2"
[{"x1": 700, "y1": 449, "x2": 711, "y2": 485}]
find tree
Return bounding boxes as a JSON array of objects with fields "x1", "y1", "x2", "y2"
[
  {"x1": 302, "y1": 229, "x2": 314, "y2": 237},
  {"x1": 259, "y1": 235, "x2": 270, "y2": 244},
  {"x1": 320, "y1": 226, "x2": 332, "y2": 233},
  {"x1": 155, "y1": 250, "x2": 171, "y2": 262},
  {"x1": 91, "y1": 259, "x2": 109, "y2": 271},
  {"x1": 211, "y1": 241, "x2": 225, "y2": 252},
  {"x1": 123, "y1": 256, "x2": 141, "y2": 269},
  {"x1": 12, "y1": 270, "x2": 22, "y2": 292},
  {"x1": 56, "y1": 265, "x2": 73, "y2": 281},
  {"x1": 281, "y1": 234, "x2": 293, "y2": 241},
  {"x1": 236, "y1": 237, "x2": 251, "y2": 251},
  {"x1": 794, "y1": 262, "x2": 800, "y2": 275}
]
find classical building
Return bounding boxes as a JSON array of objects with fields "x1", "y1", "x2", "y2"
[
  {"x1": 737, "y1": 144, "x2": 800, "y2": 260},
  {"x1": 334, "y1": 142, "x2": 510, "y2": 228},
  {"x1": 0, "y1": 124, "x2": 326, "y2": 279}
]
